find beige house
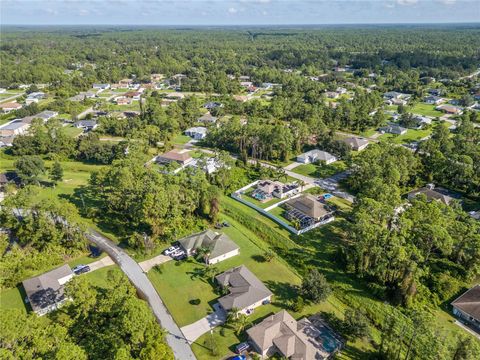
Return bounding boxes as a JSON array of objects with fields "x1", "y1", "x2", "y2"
[
  {"x1": 215, "y1": 265, "x2": 272, "y2": 315},
  {"x1": 0, "y1": 119, "x2": 30, "y2": 137},
  {"x1": 156, "y1": 149, "x2": 193, "y2": 166},
  {"x1": 0, "y1": 102, "x2": 22, "y2": 113},
  {"x1": 342, "y1": 137, "x2": 369, "y2": 151},
  {"x1": 247, "y1": 310, "x2": 331, "y2": 359},
  {"x1": 178, "y1": 230, "x2": 239, "y2": 265}
]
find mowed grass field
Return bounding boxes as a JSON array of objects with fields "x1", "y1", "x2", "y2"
[
  {"x1": 292, "y1": 161, "x2": 347, "y2": 178},
  {"x1": 410, "y1": 102, "x2": 444, "y2": 117},
  {"x1": 378, "y1": 128, "x2": 432, "y2": 144}
]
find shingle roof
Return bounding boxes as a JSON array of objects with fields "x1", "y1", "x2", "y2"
[
  {"x1": 408, "y1": 187, "x2": 454, "y2": 205},
  {"x1": 452, "y1": 285, "x2": 480, "y2": 321},
  {"x1": 22, "y1": 265, "x2": 73, "y2": 313},
  {"x1": 247, "y1": 310, "x2": 317, "y2": 360},
  {"x1": 286, "y1": 194, "x2": 330, "y2": 219},
  {"x1": 215, "y1": 265, "x2": 272, "y2": 311},
  {"x1": 342, "y1": 137, "x2": 369, "y2": 149},
  {"x1": 157, "y1": 149, "x2": 192, "y2": 163},
  {"x1": 178, "y1": 230, "x2": 239, "y2": 260}
]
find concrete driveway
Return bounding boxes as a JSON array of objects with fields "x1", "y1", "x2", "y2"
[
  {"x1": 88, "y1": 256, "x2": 114, "y2": 271},
  {"x1": 139, "y1": 254, "x2": 172, "y2": 272},
  {"x1": 181, "y1": 304, "x2": 226, "y2": 344}
]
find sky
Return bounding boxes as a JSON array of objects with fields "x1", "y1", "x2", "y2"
[{"x1": 1, "y1": 0, "x2": 479, "y2": 26}]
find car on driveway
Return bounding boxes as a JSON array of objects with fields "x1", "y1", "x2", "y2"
[
  {"x1": 163, "y1": 245, "x2": 180, "y2": 256},
  {"x1": 73, "y1": 264, "x2": 90, "y2": 275},
  {"x1": 172, "y1": 252, "x2": 187, "y2": 261}
]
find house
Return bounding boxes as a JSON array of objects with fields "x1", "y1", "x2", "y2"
[
  {"x1": 342, "y1": 137, "x2": 369, "y2": 151},
  {"x1": 251, "y1": 180, "x2": 299, "y2": 202},
  {"x1": 124, "y1": 91, "x2": 142, "y2": 100},
  {"x1": 247, "y1": 310, "x2": 339, "y2": 359},
  {"x1": 165, "y1": 92, "x2": 185, "y2": 100},
  {"x1": 150, "y1": 73, "x2": 164, "y2": 82},
  {"x1": 238, "y1": 75, "x2": 250, "y2": 81},
  {"x1": 296, "y1": 149, "x2": 337, "y2": 165},
  {"x1": 177, "y1": 230, "x2": 239, "y2": 265},
  {"x1": 215, "y1": 265, "x2": 273, "y2": 314},
  {"x1": 428, "y1": 89, "x2": 443, "y2": 97},
  {"x1": 203, "y1": 102, "x2": 223, "y2": 110},
  {"x1": 187, "y1": 157, "x2": 225, "y2": 174},
  {"x1": 325, "y1": 91, "x2": 339, "y2": 99},
  {"x1": 22, "y1": 265, "x2": 74, "y2": 316},
  {"x1": 412, "y1": 115, "x2": 432, "y2": 128},
  {"x1": 424, "y1": 95, "x2": 444, "y2": 105},
  {"x1": 25, "y1": 92, "x2": 46, "y2": 105},
  {"x1": 436, "y1": 104, "x2": 463, "y2": 115},
  {"x1": 407, "y1": 184, "x2": 454, "y2": 206},
  {"x1": 285, "y1": 194, "x2": 333, "y2": 228},
  {"x1": 0, "y1": 102, "x2": 22, "y2": 113},
  {"x1": 0, "y1": 171, "x2": 19, "y2": 189},
  {"x1": 0, "y1": 136, "x2": 14, "y2": 147},
  {"x1": 233, "y1": 95, "x2": 249, "y2": 102},
  {"x1": 185, "y1": 126, "x2": 207, "y2": 140},
  {"x1": 34, "y1": 110, "x2": 58, "y2": 122},
  {"x1": 73, "y1": 120, "x2": 97, "y2": 131},
  {"x1": 379, "y1": 124, "x2": 408, "y2": 135},
  {"x1": 451, "y1": 285, "x2": 480, "y2": 331},
  {"x1": 92, "y1": 83, "x2": 110, "y2": 90},
  {"x1": 119, "y1": 78, "x2": 134, "y2": 87},
  {"x1": 336, "y1": 87, "x2": 347, "y2": 94},
  {"x1": 0, "y1": 119, "x2": 30, "y2": 137},
  {"x1": 115, "y1": 96, "x2": 132, "y2": 105},
  {"x1": 383, "y1": 91, "x2": 411, "y2": 105},
  {"x1": 468, "y1": 211, "x2": 480, "y2": 221},
  {"x1": 197, "y1": 112, "x2": 218, "y2": 124},
  {"x1": 156, "y1": 149, "x2": 193, "y2": 166}
]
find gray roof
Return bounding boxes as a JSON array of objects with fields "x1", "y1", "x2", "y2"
[
  {"x1": 178, "y1": 230, "x2": 239, "y2": 259},
  {"x1": 286, "y1": 194, "x2": 330, "y2": 219},
  {"x1": 35, "y1": 111, "x2": 57, "y2": 120},
  {"x1": 298, "y1": 149, "x2": 336, "y2": 162},
  {"x1": 22, "y1": 265, "x2": 73, "y2": 313},
  {"x1": 407, "y1": 187, "x2": 454, "y2": 205},
  {"x1": 198, "y1": 113, "x2": 218, "y2": 123},
  {"x1": 342, "y1": 137, "x2": 369, "y2": 149},
  {"x1": 247, "y1": 310, "x2": 320, "y2": 360},
  {"x1": 0, "y1": 119, "x2": 29, "y2": 130},
  {"x1": 452, "y1": 285, "x2": 480, "y2": 321},
  {"x1": 215, "y1": 265, "x2": 272, "y2": 311}
]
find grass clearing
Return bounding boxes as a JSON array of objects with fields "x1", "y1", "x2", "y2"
[
  {"x1": 292, "y1": 161, "x2": 347, "y2": 178},
  {"x1": 172, "y1": 134, "x2": 191, "y2": 145},
  {"x1": 410, "y1": 103, "x2": 444, "y2": 117},
  {"x1": 63, "y1": 125, "x2": 83, "y2": 138},
  {"x1": 378, "y1": 128, "x2": 431, "y2": 144}
]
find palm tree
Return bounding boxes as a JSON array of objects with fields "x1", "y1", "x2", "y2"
[
  {"x1": 196, "y1": 246, "x2": 211, "y2": 265},
  {"x1": 203, "y1": 265, "x2": 218, "y2": 283},
  {"x1": 298, "y1": 179, "x2": 306, "y2": 192},
  {"x1": 233, "y1": 313, "x2": 249, "y2": 335}
]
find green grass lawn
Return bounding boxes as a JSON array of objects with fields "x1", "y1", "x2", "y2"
[
  {"x1": 378, "y1": 128, "x2": 431, "y2": 144},
  {"x1": 63, "y1": 125, "x2": 83, "y2": 138},
  {"x1": 292, "y1": 161, "x2": 347, "y2": 179},
  {"x1": 409, "y1": 103, "x2": 443, "y2": 117},
  {"x1": 172, "y1": 134, "x2": 191, "y2": 145},
  {"x1": 267, "y1": 205, "x2": 295, "y2": 227}
]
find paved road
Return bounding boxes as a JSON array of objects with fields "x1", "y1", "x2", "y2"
[
  {"x1": 86, "y1": 229, "x2": 196, "y2": 360},
  {"x1": 0, "y1": 92, "x2": 25, "y2": 104}
]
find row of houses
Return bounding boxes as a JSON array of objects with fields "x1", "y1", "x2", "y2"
[{"x1": 0, "y1": 110, "x2": 58, "y2": 146}]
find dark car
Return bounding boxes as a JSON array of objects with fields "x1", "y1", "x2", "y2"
[
  {"x1": 73, "y1": 265, "x2": 91, "y2": 275},
  {"x1": 172, "y1": 253, "x2": 187, "y2": 261}
]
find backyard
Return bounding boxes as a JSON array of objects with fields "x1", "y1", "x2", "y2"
[
  {"x1": 378, "y1": 128, "x2": 432, "y2": 144},
  {"x1": 292, "y1": 161, "x2": 347, "y2": 178},
  {"x1": 409, "y1": 102, "x2": 444, "y2": 117}
]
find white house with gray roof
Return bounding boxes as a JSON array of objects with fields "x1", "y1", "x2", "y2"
[
  {"x1": 297, "y1": 149, "x2": 337, "y2": 165},
  {"x1": 178, "y1": 230, "x2": 239, "y2": 265},
  {"x1": 22, "y1": 265, "x2": 74, "y2": 316},
  {"x1": 215, "y1": 265, "x2": 272, "y2": 314}
]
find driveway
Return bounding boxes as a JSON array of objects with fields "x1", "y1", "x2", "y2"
[
  {"x1": 139, "y1": 254, "x2": 172, "y2": 272},
  {"x1": 284, "y1": 162, "x2": 302, "y2": 170},
  {"x1": 181, "y1": 304, "x2": 226, "y2": 344},
  {"x1": 86, "y1": 229, "x2": 196, "y2": 360},
  {"x1": 88, "y1": 256, "x2": 114, "y2": 271}
]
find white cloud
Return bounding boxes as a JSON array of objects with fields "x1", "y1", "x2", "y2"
[
  {"x1": 439, "y1": 0, "x2": 456, "y2": 4},
  {"x1": 396, "y1": 0, "x2": 418, "y2": 5},
  {"x1": 228, "y1": 7, "x2": 238, "y2": 14}
]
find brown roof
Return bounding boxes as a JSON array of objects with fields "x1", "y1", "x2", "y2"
[
  {"x1": 452, "y1": 285, "x2": 480, "y2": 321},
  {"x1": 247, "y1": 310, "x2": 321, "y2": 359},
  {"x1": 215, "y1": 265, "x2": 272, "y2": 311},
  {"x1": 286, "y1": 194, "x2": 330, "y2": 219},
  {"x1": 157, "y1": 149, "x2": 192, "y2": 163},
  {"x1": 0, "y1": 102, "x2": 22, "y2": 109},
  {"x1": 342, "y1": 137, "x2": 369, "y2": 149}
]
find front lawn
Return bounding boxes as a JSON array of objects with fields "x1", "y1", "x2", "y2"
[
  {"x1": 409, "y1": 103, "x2": 443, "y2": 117},
  {"x1": 63, "y1": 126, "x2": 84, "y2": 138},
  {"x1": 378, "y1": 128, "x2": 431, "y2": 144},
  {"x1": 292, "y1": 161, "x2": 347, "y2": 179},
  {"x1": 172, "y1": 134, "x2": 191, "y2": 145}
]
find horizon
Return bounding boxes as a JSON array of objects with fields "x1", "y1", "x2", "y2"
[{"x1": 2, "y1": 0, "x2": 479, "y2": 26}]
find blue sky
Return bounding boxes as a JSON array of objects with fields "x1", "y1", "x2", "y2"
[{"x1": 1, "y1": 0, "x2": 479, "y2": 25}]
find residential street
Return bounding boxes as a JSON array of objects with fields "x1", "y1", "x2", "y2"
[{"x1": 85, "y1": 229, "x2": 196, "y2": 360}]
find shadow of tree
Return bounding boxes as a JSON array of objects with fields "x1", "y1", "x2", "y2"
[{"x1": 251, "y1": 254, "x2": 266, "y2": 263}]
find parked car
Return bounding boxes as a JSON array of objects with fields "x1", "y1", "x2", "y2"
[
  {"x1": 73, "y1": 265, "x2": 90, "y2": 275},
  {"x1": 172, "y1": 252, "x2": 187, "y2": 261},
  {"x1": 163, "y1": 245, "x2": 180, "y2": 256}
]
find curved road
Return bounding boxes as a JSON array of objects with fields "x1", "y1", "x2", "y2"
[{"x1": 86, "y1": 229, "x2": 196, "y2": 360}]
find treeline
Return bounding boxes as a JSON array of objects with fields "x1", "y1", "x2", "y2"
[
  {"x1": 343, "y1": 142, "x2": 480, "y2": 307},
  {"x1": 11, "y1": 119, "x2": 127, "y2": 165},
  {"x1": 0, "y1": 270, "x2": 173, "y2": 359}
]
